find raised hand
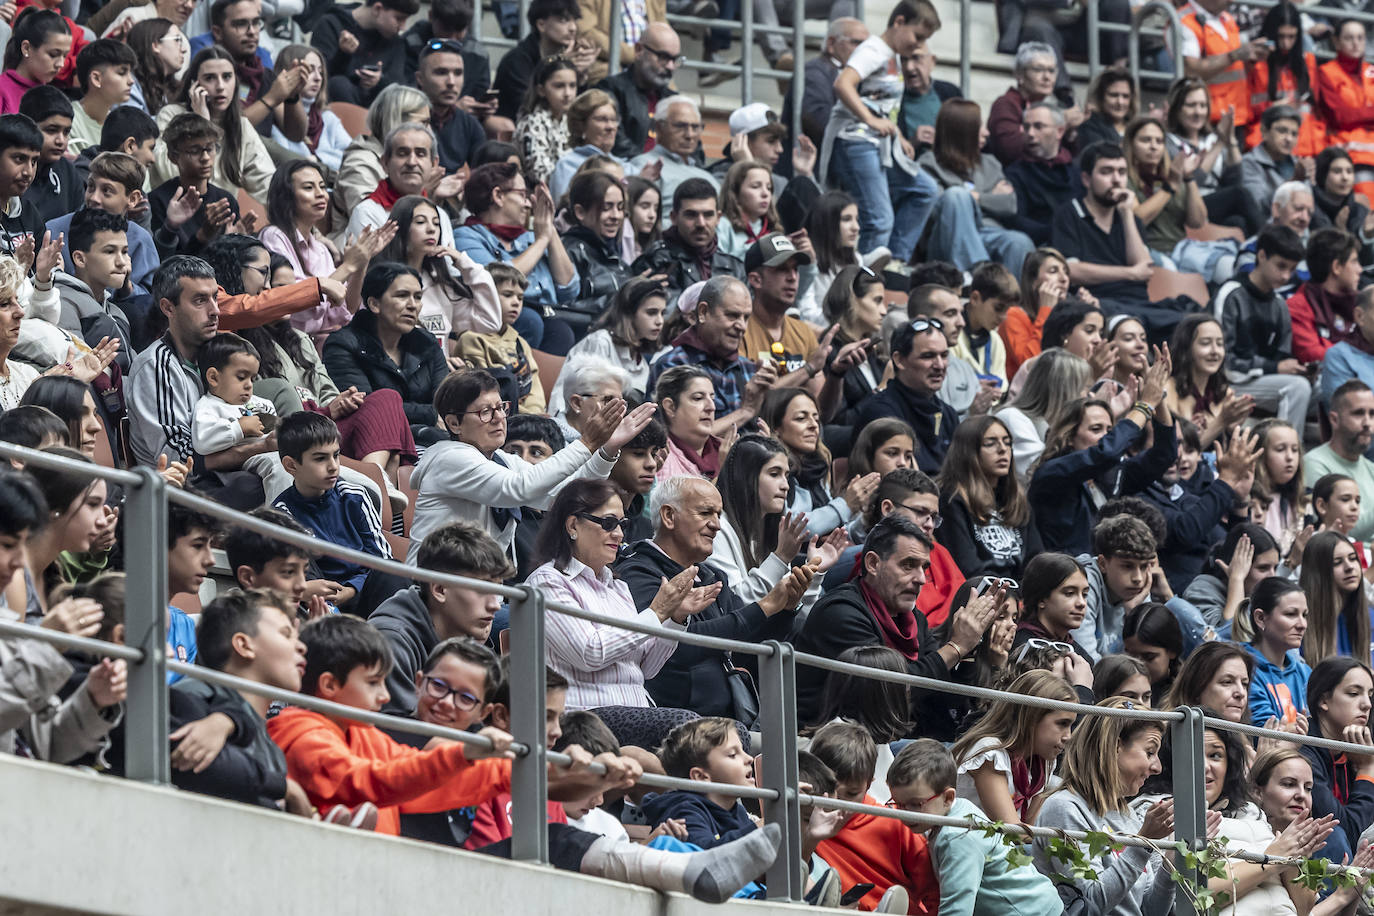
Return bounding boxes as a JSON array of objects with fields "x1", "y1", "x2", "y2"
[
  {"x1": 805, "y1": 324, "x2": 840, "y2": 375},
  {"x1": 33, "y1": 231, "x2": 62, "y2": 285},
  {"x1": 793, "y1": 135, "x2": 817, "y2": 177},
  {"x1": 649, "y1": 565, "x2": 701, "y2": 622},
  {"x1": 949, "y1": 583, "x2": 1002, "y2": 655},
  {"x1": 1139, "y1": 344, "x2": 1171, "y2": 407},
  {"x1": 1216, "y1": 533, "x2": 1253, "y2": 589},
  {"x1": 62, "y1": 338, "x2": 121, "y2": 382},
  {"x1": 671, "y1": 580, "x2": 723, "y2": 623},
  {"x1": 1267, "y1": 814, "x2": 1337, "y2": 861},
  {"x1": 84, "y1": 658, "x2": 127, "y2": 708},
  {"x1": 761, "y1": 562, "x2": 815, "y2": 616},
  {"x1": 843, "y1": 471, "x2": 881, "y2": 515},
  {"x1": 774, "y1": 511, "x2": 809, "y2": 563},
  {"x1": 166, "y1": 185, "x2": 204, "y2": 231},
  {"x1": 806, "y1": 527, "x2": 850, "y2": 573},
  {"x1": 12, "y1": 233, "x2": 33, "y2": 272},
  {"x1": 579, "y1": 397, "x2": 629, "y2": 453},
  {"x1": 604, "y1": 402, "x2": 659, "y2": 454}
]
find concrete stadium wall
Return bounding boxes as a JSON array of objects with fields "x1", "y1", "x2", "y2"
[{"x1": 0, "y1": 755, "x2": 811, "y2": 916}]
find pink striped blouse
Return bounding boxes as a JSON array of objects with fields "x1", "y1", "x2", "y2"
[{"x1": 528, "y1": 557, "x2": 685, "y2": 710}]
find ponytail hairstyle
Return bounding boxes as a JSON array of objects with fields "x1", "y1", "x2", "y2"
[{"x1": 4, "y1": 8, "x2": 68, "y2": 72}]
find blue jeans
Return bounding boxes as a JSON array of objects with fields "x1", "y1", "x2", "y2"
[
  {"x1": 981, "y1": 223, "x2": 1035, "y2": 278},
  {"x1": 830, "y1": 138, "x2": 939, "y2": 261},
  {"x1": 926, "y1": 187, "x2": 1036, "y2": 274}
]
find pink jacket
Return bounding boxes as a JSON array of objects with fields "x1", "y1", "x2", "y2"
[
  {"x1": 654, "y1": 436, "x2": 711, "y2": 484},
  {"x1": 0, "y1": 70, "x2": 38, "y2": 114},
  {"x1": 260, "y1": 225, "x2": 351, "y2": 343}
]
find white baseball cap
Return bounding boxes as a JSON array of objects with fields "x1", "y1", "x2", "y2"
[{"x1": 728, "y1": 102, "x2": 780, "y2": 137}]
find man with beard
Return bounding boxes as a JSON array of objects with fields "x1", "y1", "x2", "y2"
[
  {"x1": 1051, "y1": 140, "x2": 1200, "y2": 342},
  {"x1": 415, "y1": 39, "x2": 485, "y2": 172},
  {"x1": 344, "y1": 122, "x2": 464, "y2": 243},
  {"x1": 632, "y1": 178, "x2": 743, "y2": 303},
  {"x1": 854, "y1": 316, "x2": 960, "y2": 475},
  {"x1": 1306, "y1": 382, "x2": 1374, "y2": 526},
  {"x1": 598, "y1": 21, "x2": 681, "y2": 158}
]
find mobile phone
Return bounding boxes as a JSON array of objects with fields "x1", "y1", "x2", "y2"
[
  {"x1": 840, "y1": 884, "x2": 876, "y2": 906},
  {"x1": 483, "y1": 89, "x2": 500, "y2": 103}
]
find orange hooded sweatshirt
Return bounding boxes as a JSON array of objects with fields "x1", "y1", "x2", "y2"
[
  {"x1": 267, "y1": 705, "x2": 510, "y2": 835},
  {"x1": 817, "y1": 794, "x2": 940, "y2": 914}
]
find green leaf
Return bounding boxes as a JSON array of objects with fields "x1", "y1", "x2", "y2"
[
  {"x1": 1083, "y1": 830, "x2": 1115, "y2": 859},
  {"x1": 1005, "y1": 847, "x2": 1033, "y2": 871}
]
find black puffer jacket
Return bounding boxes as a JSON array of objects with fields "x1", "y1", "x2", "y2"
[
  {"x1": 562, "y1": 223, "x2": 633, "y2": 320},
  {"x1": 614, "y1": 539, "x2": 796, "y2": 717},
  {"x1": 631, "y1": 236, "x2": 746, "y2": 306},
  {"x1": 321, "y1": 307, "x2": 450, "y2": 435}
]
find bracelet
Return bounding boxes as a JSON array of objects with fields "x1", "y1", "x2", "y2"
[
  {"x1": 946, "y1": 641, "x2": 966, "y2": 658},
  {"x1": 598, "y1": 446, "x2": 620, "y2": 462},
  {"x1": 1132, "y1": 401, "x2": 1155, "y2": 421}
]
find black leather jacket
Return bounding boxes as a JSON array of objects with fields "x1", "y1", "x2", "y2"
[
  {"x1": 597, "y1": 69, "x2": 652, "y2": 160},
  {"x1": 562, "y1": 223, "x2": 633, "y2": 318},
  {"x1": 630, "y1": 235, "x2": 746, "y2": 305}
]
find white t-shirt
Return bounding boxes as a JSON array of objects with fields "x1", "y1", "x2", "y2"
[
  {"x1": 0, "y1": 359, "x2": 37, "y2": 410},
  {"x1": 955, "y1": 736, "x2": 1058, "y2": 817},
  {"x1": 832, "y1": 36, "x2": 903, "y2": 144},
  {"x1": 567, "y1": 805, "x2": 629, "y2": 842}
]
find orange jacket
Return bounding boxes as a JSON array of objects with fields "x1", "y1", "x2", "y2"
[
  {"x1": 216, "y1": 278, "x2": 324, "y2": 332},
  {"x1": 1319, "y1": 55, "x2": 1374, "y2": 166},
  {"x1": 1247, "y1": 55, "x2": 1327, "y2": 156},
  {"x1": 999, "y1": 305, "x2": 1052, "y2": 381},
  {"x1": 1180, "y1": 8, "x2": 1250, "y2": 125},
  {"x1": 267, "y1": 705, "x2": 510, "y2": 835},
  {"x1": 817, "y1": 795, "x2": 940, "y2": 914}
]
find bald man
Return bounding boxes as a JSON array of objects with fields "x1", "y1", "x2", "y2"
[{"x1": 597, "y1": 21, "x2": 682, "y2": 158}]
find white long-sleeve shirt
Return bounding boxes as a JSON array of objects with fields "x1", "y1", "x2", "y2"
[
  {"x1": 191, "y1": 392, "x2": 277, "y2": 456},
  {"x1": 531, "y1": 557, "x2": 685, "y2": 710}
]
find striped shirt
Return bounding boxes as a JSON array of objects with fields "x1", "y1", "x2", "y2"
[
  {"x1": 530, "y1": 557, "x2": 685, "y2": 710},
  {"x1": 127, "y1": 333, "x2": 200, "y2": 466}
]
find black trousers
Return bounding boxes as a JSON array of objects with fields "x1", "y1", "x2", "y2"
[{"x1": 476, "y1": 822, "x2": 601, "y2": 872}]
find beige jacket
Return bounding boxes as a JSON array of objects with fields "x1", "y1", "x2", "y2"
[
  {"x1": 153, "y1": 104, "x2": 275, "y2": 205},
  {"x1": 578, "y1": 0, "x2": 667, "y2": 82}
]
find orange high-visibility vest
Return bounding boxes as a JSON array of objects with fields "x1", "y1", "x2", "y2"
[
  {"x1": 1247, "y1": 55, "x2": 1327, "y2": 156},
  {"x1": 1180, "y1": 9, "x2": 1250, "y2": 125},
  {"x1": 1318, "y1": 55, "x2": 1374, "y2": 167}
]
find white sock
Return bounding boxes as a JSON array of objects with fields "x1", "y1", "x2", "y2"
[{"x1": 579, "y1": 823, "x2": 782, "y2": 903}]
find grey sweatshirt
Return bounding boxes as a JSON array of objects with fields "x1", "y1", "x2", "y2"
[{"x1": 1034, "y1": 788, "x2": 1174, "y2": 916}]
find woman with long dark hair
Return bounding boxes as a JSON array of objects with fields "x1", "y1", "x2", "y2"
[
  {"x1": 1248, "y1": 3, "x2": 1325, "y2": 156},
  {"x1": 1164, "y1": 77, "x2": 1259, "y2": 234},
  {"x1": 1180, "y1": 523, "x2": 1282, "y2": 636},
  {"x1": 0, "y1": 9, "x2": 70, "y2": 113},
  {"x1": 261, "y1": 159, "x2": 384, "y2": 346},
  {"x1": 554, "y1": 278, "x2": 665, "y2": 409},
  {"x1": 374, "y1": 194, "x2": 499, "y2": 363},
  {"x1": 807, "y1": 644, "x2": 913, "y2": 801},
  {"x1": 18, "y1": 376, "x2": 107, "y2": 460},
  {"x1": 1302, "y1": 657, "x2": 1374, "y2": 862},
  {"x1": 762, "y1": 386, "x2": 876, "y2": 538},
  {"x1": 1122, "y1": 602, "x2": 1184, "y2": 699},
  {"x1": 1310, "y1": 147, "x2": 1374, "y2": 249},
  {"x1": 1165, "y1": 313, "x2": 1252, "y2": 449},
  {"x1": 561, "y1": 170, "x2": 633, "y2": 327},
  {"x1": 1001, "y1": 247, "x2": 1099, "y2": 380},
  {"x1": 513, "y1": 55, "x2": 579, "y2": 187},
  {"x1": 712, "y1": 433, "x2": 837, "y2": 608},
  {"x1": 919, "y1": 98, "x2": 1034, "y2": 275},
  {"x1": 937, "y1": 415, "x2": 1041, "y2": 579},
  {"x1": 624, "y1": 177, "x2": 660, "y2": 264},
  {"x1": 152, "y1": 46, "x2": 273, "y2": 203},
  {"x1": 806, "y1": 191, "x2": 862, "y2": 305},
  {"x1": 1253, "y1": 419, "x2": 1310, "y2": 559},
  {"x1": 126, "y1": 18, "x2": 185, "y2": 116},
  {"x1": 1013, "y1": 552, "x2": 1093, "y2": 664},
  {"x1": 1300, "y1": 530, "x2": 1371, "y2": 666},
  {"x1": 1164, "y1": 641, "x2": 1256, "y2": 723},
  {"x1": 820, "y1": 265, "x2": 888, "y2": 428}
]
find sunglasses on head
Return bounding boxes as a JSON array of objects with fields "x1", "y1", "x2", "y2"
[
  {"x1": 422, "y1": 38, "x2": 464, "y2": 58},
  {"x1": 576, "y1": 512, "x2": 630, "y2": 533},
  {"x1": 1013, "y1": 638, "x2": 1073, "y2": 666},
  {"x1": 909, "y1": 317, "x2": 945, "y2": 334}
]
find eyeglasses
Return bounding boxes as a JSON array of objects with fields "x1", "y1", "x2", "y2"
[
  {"x1": 1013, "y1": 638, "x2": 1074, "y2": 666},
  {"x1": 499, "y1": 184, "x2": 529, "y2": 199},
  {"x1": 228, "y1": 16, "x2": 264, "y2": 30},
  {"x1": 184, "y1": 143, "x2": 220, "y2": 159},
  {"x1": 668, "y1": 120, "x2": 703, "y2": 133},
  {"x1": 575, "y1": 512, "x2": 630, "y2": 533},
  {"x1": 885, "y1": 792, "x2": 942, "y2": 812},
  {"x1": 641, "y1": 45, "x2": 687, "y2": 67},
  {"x1": 898, "y1": 504, "x2": 941, "y2": 529},
  {"x1": 420, "y1": 676, "x2": 481, "y2": 710},
  {"x1": 243, "y1": 263, "x2": 270, "y2": 279},
  {"x1": 464, "y1": 401, "x2": 511, "y2": 423}
]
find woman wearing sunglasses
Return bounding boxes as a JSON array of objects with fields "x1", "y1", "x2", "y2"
[
  {"x1": 407, "y1": 369, "x2": 656, "y2": 565},
  {"x1": 531, "y1": 478, "x2": 723, "y2": 710}
]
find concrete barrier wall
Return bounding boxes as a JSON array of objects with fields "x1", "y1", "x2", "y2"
[{"x1": 0, "y1": 755, "x2": 811, "y2": 916}]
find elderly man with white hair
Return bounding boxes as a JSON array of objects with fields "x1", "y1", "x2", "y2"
[
  {"x1": 631, "y1": 96, "x2": 720, "y2": 225},
  {"x1": 1233, "y1": 180, "x2": 1313, "y2": 293},
  {"x1": 612, "y1": 475, "x2": 812, "y2": 718},
  {"x1": 551, "y1": 356, "x2": 631, "y2": 443}
]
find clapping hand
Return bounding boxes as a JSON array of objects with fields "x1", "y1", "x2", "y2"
[
  {"x1": 774, "y1": 511, "x2": 810, "y2": 563},
  {"x1": 33, "y1": 231, "x2": 62, "y2": 285},
  {"x1": 84, "y1": 658, "x2": 127, "y2": 708},
  {"x1": 166, "y1": 185, "x2": 204, "y2": 231},
  {"x1": 806, "y1": 527, "x2": 849, "y2": 573}
]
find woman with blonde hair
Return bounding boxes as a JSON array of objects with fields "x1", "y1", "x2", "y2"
[
  {"x1": 951, "y1": 669, "x2": 1076, "y2": 826},
  {"x1": 1033, "y1": 697, "x2": 1177, "y2": 915},
  {"x1": 993, "y1": 347, "x2": 1091, "y2": 481}
]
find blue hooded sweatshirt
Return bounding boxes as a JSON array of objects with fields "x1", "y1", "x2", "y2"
[
  {"x1": 1244, "y1": 641, "x2": 1311, "y2": 727},
  {"x1": 641, "y1": 790, "x2": 755, "y2": 850}
]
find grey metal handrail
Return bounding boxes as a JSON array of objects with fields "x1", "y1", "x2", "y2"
[
  {"x1": 0, "y1": 438, "x2": 1364, "y2": 910},
  {"x1": 1125, "y1": 0, "x2": 1187, "y2": 87}
]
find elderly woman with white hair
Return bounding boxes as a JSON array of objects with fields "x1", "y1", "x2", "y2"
[
  {"x1": 986, "y1": 42, "x2": 1086, "y2": 166},
  {"x1": 552, "y1": 356, "x2": 632, "y2": 444},
  {"x1": 550, "y1": 279, "x2": 668, "y2": 416}
]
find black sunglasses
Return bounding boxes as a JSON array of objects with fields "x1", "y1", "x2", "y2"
[{"x1": 576, "y1": 513, "x2": 630, "y2": 533}]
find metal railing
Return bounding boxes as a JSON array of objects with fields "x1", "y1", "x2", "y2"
[
  {"x1": 6, "y1": 440, "x2": 1374, "y2": 912},
  {"x1": 470, "y1": 0, "x2": 811, "y2": 144}
]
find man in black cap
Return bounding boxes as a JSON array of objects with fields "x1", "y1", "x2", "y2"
[{"x1": 742, "y1": 232, "x2": 867, "y2": 416}]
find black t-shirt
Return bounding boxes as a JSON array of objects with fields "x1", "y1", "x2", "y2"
[
  {"x1": 149, "y1": 180, "x2": 240, "y2": 256},
  {"x1": 22, "y1": 158, "x2": 84, "y2": 225},
  {"x1": 0, "y1": 194, "x2": 48, "y2": 260},
  {"x1": 1050, "y1": 198, "x2": 1148, "y2": 305}
]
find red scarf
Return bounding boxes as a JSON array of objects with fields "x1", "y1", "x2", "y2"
[
  {"x1": 743, "y1": 217, "x2": 771, "y2": 244},
  {"x1": 367, "y1": 179, "x2": 405, "y2": 209},
  {"x1": 669, "y1": 432, "x2": 722, "y2": 477},
  {"x1": 305, "y1": 102, "x2": 324, "y2": 152},
  {"x1": 236, "y1": 52, "x2": 267, "y2": 105},
  {"x1": 1011, "y1": 755, "x2": 1047, "y2": 819},
  {"x1": 464, "y1": 215, "x2": 527, "y2": 243},
  {"x1": 857, "y1": 578, "x2": 921, "y2": 661}
]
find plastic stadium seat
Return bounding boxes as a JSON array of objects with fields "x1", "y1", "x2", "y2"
[
  {"x1": 1147, "y1": 267, "x2": 1210, "y2": 308},
  {"x1": 329, "y1": 102, "x2": 369, "y2": 139},
  {"x1": 531, "y1": 349, "x2": 566, "y2": 404}
]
